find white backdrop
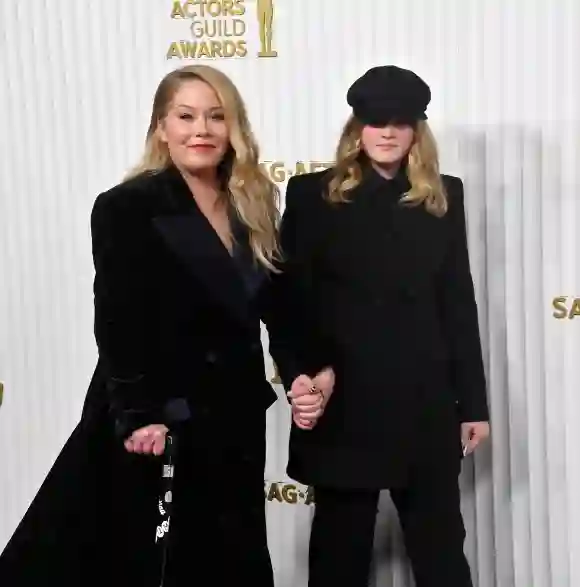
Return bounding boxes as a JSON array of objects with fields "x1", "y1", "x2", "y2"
[{"x1": 1, "y1": 1, "x2": 579, "y2": 586}]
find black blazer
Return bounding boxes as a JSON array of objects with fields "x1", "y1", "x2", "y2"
[
  {"x1": 274, "y1": 165, "x2": 490, "y2": 489},
  {"x1": 82, "y1": 165, "x2": 327, "y2": 438}
]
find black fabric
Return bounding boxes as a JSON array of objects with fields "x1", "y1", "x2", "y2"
[
  {"x1": 0, "y1": 165, "x2": 326, "y2": 586},
  {"x1": 274, "y1": 166, "x2": 489, "y2": 490},
  {"x1": 347, "y1": 65, "x2": 431, "y2": 125},
  {"x1": 309, "y1": 460, "x2": 472, "y2": 587}
]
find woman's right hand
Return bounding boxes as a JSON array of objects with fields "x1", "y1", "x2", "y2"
[{"x1": 124, "y1": 424, "x2": 168, "y2": 456}]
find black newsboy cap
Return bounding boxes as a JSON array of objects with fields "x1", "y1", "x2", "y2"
[{"x1": 346, "y1": 65, "x2": 431, "y2": 126}]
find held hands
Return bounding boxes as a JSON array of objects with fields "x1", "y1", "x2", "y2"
[
  {"x1": 287, "y1": 367, "x2": 335, "y2": 430},
  {"x1": 461, "y1": 421, "x2": 490, "y2": 456},
  {"x1": 124, "y1": 424, "x2": 169, "y2": 456}
]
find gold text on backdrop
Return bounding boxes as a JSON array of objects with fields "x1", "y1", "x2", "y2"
[
  {"x1": 270, "y1": 362, "x2": 281, "y2": 384},
  {"x1": 552, "y1": 296, "x2": 580, "y2": 319},
  {"x1": 167, "y1": 0, "x2": 278, "y2": 60},
  {"x1": 264, "y1": 481, "x2": 315, "y2": 505},
  {"x1": 260, "y1": 161, "x2": 333, "y2": 184}
]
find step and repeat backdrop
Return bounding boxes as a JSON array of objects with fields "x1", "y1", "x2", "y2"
[{"x1": 0, "y1": 1, "x2": 579, "y2": 586}]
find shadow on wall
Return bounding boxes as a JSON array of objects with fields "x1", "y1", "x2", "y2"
[{"x1": 371, "y1": 124, "x2": 560, "y2": 587}]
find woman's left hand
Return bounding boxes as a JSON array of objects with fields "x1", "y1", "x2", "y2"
[
  {"x1": 287, "y1": 368, "x2": 336, "y2": 430},
  {"x1": 287, "y1": 375, "x2": 325, "y2": 430},
  {"x1": 312, "y1": 367, "x2": 335, "y2": 407},
  {"x1": 461, "y1": 421, "x2": 490, "y2": 455}
]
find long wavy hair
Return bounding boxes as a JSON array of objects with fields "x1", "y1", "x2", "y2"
[
  {"x1": 125, "y1": 65, "x2": 281, "y2": 270},
  {"x1": 327, "y1": 116, "x2": 448, "y2": 216}
]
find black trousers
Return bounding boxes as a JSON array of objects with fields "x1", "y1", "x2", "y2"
[{"x1": 308, "y1": 466, "x2": 472, "y2": 587}]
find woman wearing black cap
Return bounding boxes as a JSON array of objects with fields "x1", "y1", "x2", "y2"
[{"x1": 273, "y1": 65, "x2": 490, "y2": 586}]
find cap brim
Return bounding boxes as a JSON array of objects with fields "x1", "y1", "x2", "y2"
[{"x1": 354, "y1": 111, "x2": 427, "y2": 126}]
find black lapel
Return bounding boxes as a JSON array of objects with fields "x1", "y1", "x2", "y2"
[
  {"x1": 151, "y1": 166, "x2": 251, "y2": 325},
  {"x1": 230, "y1": 212, "x2": 267, "y2": 298}
]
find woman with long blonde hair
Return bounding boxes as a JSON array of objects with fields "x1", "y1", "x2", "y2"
[
  {"x1": 274, "y1": 65, "x2": 490, "y2": 587},
  {"x1": 0, "y1": 64, "x2": 330, "y2": 586}
]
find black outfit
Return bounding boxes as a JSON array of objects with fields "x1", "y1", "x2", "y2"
[
  {"x1": 273, "y1": 165, "x2": 489, "y2": 587},
  {"x1": 0, "y1": 166, "x2": 327, "y2": 586}
]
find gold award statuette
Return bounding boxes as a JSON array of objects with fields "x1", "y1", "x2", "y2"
[{"x1": 257, "y1": 0, "x2": 277, "y2": 57}]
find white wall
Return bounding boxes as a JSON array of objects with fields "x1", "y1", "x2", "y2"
[{"x1": 1, "y1": 1, "x2": 579, "y2": 585}]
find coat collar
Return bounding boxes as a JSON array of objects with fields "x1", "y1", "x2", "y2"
[
  {"x1": 150, "y1": 165, "x2": 263, "y2": 326},
  {"x1": 359, "y1": 159, "x2": 411, "y2": 197},
  {"x1": 328, "y1": 159, "x2": 444, "y2": 297}
]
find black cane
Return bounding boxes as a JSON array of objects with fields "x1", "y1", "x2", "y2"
[{"x1": 155, "y1": 433, "x2": 177, "y2": 586}]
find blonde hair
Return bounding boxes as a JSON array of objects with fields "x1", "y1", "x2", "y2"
[
  {"x1": 327, "y1": 117, "x2": 448, "y2": 216},
  {"x1": 126, "y1": 65, "x2": 280, "y2": 270}
]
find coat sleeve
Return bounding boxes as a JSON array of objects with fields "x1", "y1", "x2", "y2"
[
  {"x1": 260, "y1": 175, "x2": 334, "y2": 391},
  {"x1": 437, "y1": 178, "x2": 490, "y2": 423},
  {"x1": 91, "y1": 190, "x2": 189, "y2": 438}
]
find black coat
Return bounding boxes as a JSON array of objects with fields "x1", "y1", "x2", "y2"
[
  {"x1": 275, "y1": 165, "x2": 490, "y2": 490},
  {"x1": 0, "y1": 166, "x2": 325, "y2": 586}
]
